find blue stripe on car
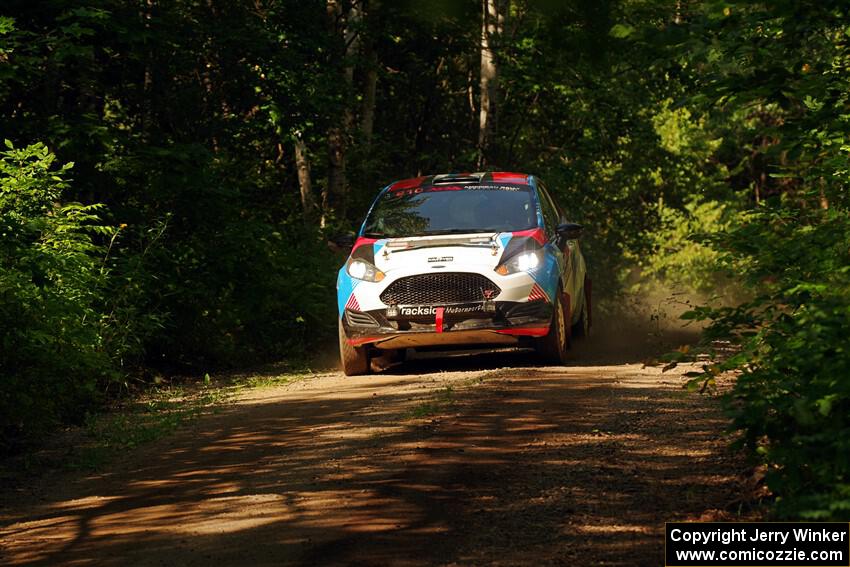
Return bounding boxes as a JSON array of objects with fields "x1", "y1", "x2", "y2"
[{"x1": 337, "y1": 268, "x2": 360, "y2": 317}]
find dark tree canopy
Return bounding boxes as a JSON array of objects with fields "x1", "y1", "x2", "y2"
[{"x1": 1, "y1": 0, "x2": 849, "y2": 519}]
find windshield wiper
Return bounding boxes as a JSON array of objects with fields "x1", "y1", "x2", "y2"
[{"x1": 362, "y1": 231, "x2": 387, "y2": 238}]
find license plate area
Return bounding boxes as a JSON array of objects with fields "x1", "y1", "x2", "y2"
[{"x1": 387, "y1": 303, "x2": 489, "y2": 321}]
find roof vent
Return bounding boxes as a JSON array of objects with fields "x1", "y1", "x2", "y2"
[{"x1": 431, "y1": 173, "x2": 483, "y2": 185}]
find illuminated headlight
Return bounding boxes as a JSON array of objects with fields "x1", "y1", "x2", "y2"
[
  {"x1": 495, "y1": 249, "x2": 544, "y2": 275},
  {"x1": 347, "y1": 258, "x2": 385, "y2": 282}
]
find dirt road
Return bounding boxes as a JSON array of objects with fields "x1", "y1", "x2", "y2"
[{"x1": 0, "y1": 338, "x2": 751, "y2": 566}]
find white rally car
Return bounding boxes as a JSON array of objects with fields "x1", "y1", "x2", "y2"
[{"x1": 336, "y1": 172, "x2": 590, "y2": 375}]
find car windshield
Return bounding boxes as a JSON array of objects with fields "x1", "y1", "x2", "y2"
[{"x1": 362, "y1": 184, "x2": 537, "y2": 238}]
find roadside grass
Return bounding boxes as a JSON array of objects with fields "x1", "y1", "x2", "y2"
[
  {"x1": 0, "y1": 365, "x2": 322, "y2": 477},
  {"x1": 405, "y1": 385, "x2": 456, "y2": 419},
  {"x1": 239, "y1": 370, "x2": 315, "y2": 390},
  {"x1": 68, "y1": 383, "x2": 232, "y2": 470},
  {"x1": 5, "y1": 357, "x2": 496, "y2": 478},
  {"x1": 70, "y1": 367, "x2": 324, "y2": 470}
]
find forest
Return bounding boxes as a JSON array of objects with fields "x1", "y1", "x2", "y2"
[{"x1": 1, "y1": 0, "x2": 848, "y2": 521}]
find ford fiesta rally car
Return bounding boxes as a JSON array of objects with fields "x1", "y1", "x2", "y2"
[{"x1": 337, "y1": 172, "x2": 590, "y2": 375}]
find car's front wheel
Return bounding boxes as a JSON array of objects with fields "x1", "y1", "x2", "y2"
[
  {"x1": 536, "y1": 290, "x2": 569, "y2": 365},
  {"x1": 339, "y1": 320, "x2": 370, "y2": 376}
]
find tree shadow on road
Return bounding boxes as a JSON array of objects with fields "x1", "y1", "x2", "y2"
[{"x1": 0, "y1": 323, "x2": 751, "y2": 567}]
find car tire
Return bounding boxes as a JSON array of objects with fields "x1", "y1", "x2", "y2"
[
  {"x1": 536, "y1": 290, "x2": 569, "y2": 365},
  {"x1": 339, "y1": 319, "x2": 370, "y2": 376},
  {"x1": 572, "y1": 290, "x2": 590, "y2": 339}
]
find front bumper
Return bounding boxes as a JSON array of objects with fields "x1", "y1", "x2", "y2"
[{"x1": 342, "y1": 300, "x2": 552, "y2": 349}]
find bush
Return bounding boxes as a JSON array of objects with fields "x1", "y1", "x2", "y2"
[
  {"x1": 0, "y1": 142, "x2": 114, "y2": 449},
  {"x1": 98, "y1": 144, "x2": 340, "y2": 369},
  {"x1": 691, "y1": 208, "x2": 850, "y2": 519}
]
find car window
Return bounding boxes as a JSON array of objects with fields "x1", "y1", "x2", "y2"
[
  {"x1": 362, "y1": 183, "x2": 537, "y2": 238},
  {"x1": 545, "y1": 184, "x2": 570, "y2": 224},
  {"x1": 536, "y1": 182, "x2": 560, "y2": 238}
]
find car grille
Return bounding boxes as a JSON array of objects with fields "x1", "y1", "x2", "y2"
[{"x1": 380, "y1": 272, "x2": 501, "y2": 305}]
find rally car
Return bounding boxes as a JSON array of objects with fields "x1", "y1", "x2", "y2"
[{"x1": 336, "y1": 172, "x2": 590, "y2": 375}]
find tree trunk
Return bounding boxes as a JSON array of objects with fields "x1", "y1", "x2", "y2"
[
  {"x1": 361, "y1": 43, "x2": 378, "y2": 146},
  {"x1": 294, "y1": 133, "x2": 317, "y2": 223},
  {"x1": 478, "y1": 0, "x2": 504, "y2": 169},
  {"x1": 324, "y1": 0, "x2": 360, "y2": 222},
  {"x1": 326, "y1": 125, "x2": 346, "y2": 224},
  {"x1": 141, "y1": 0, "x2": 155, "y2": 136}
]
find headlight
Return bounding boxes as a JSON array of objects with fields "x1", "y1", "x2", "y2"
[
  {"x1": 347, "y1": 258, "x2": 386, "y2": 282},
  {"x1": 495, "y1": 249, "x2": 544, "y2": 275}
]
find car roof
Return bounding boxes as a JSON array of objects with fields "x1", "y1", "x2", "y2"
[{"x1": 387, "y1": 171, "x2": 533, "y2": 191}]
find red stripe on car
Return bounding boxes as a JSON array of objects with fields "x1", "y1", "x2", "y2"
[
  {"x1": 490, "y1": 172, "x2": 529, "y2": 184},
  {"x1": 351, "y1": 237, "x2": 377, "y2": 253},
  {"x1": 527, "y1": 283, "x2": 549, "y2": 302},
  {"x1": 345, "y1": 294, "x2": 360, "y2": 311},
  {"x1": 389, "y1": 176, "x2": 429, "y2": 191},
  {"x1": 512, "y1": 227, "x2": 546, "y2": 245},
  {"x1": 346, "y1": 336, "x2": 379, "y2": 346},
  {"x1": 435, "y1": 307, "x2": 445, "y2": 333},
  {"x1": 495, "y1": 326, "x2": 549, "y2": 337}
]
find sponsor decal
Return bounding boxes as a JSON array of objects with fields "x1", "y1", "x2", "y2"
[
  {"x1": 390, "y1": 184, "x2": 527, "y2": 198},
  {"x1": 397, "y1": 305, "x2": 484, "y2": 316},
  {"x1": 453, "y1": 184, "x2": 524, "y2": 191},
  {"x1": 428, "y1": 256, "x2": 453, "y2": 263}
]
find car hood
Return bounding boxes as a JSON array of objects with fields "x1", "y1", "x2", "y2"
[
  {"x1": 347, "y1": 229, "x2": 546, "y2": 277},
  {"x1": 374, "y1": 233, "x2": 504, "y2": 273}
]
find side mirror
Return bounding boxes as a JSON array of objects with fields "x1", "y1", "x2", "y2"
[
  {"x1": 331, "y1": 233, "x2": 356, "y2": 249},
  {"x1": 556, "y1": 222, "x2": 583, "y2": 240}
]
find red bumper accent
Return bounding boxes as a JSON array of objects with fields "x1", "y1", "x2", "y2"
[
  {"x1": 346, "y1": 336, "x2": 381, "y2": 346},
  {"x1": 435, "y1": 307, "x2": 445, "y2": 333},
  {"x1": 495, "y1": 325, "x2": 550, "y2": 337}
]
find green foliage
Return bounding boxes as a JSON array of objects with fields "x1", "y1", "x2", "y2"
[
  {"x1": 632, "y1": 198, "x2": 738, "y2": 295},
  {"x1": 673, "y1": 0, "x2": 850, "y2": 519},
  {"x1": 0, "y1": 0, "x2": 732, "y2": 450},
  {"x1": 691, "y1": 210, "x2": 850, "y2": 519},
  {"x1": 71, "y1": 382, "x2": 230, "y2": 470},
  {"x1": 2, "y1": 1, "x2": 848, "y2": 524},
  {"x1": 0, "y1": 142, "x2": 111, "y2": 447}
]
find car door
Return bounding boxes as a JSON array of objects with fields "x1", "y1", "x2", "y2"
[
  {"x1": 535, "y1": 180, "x2": 567, "y2": 282},
  {"x1": 537, "y1": 181, "x2": 585, "y2": 321}
]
